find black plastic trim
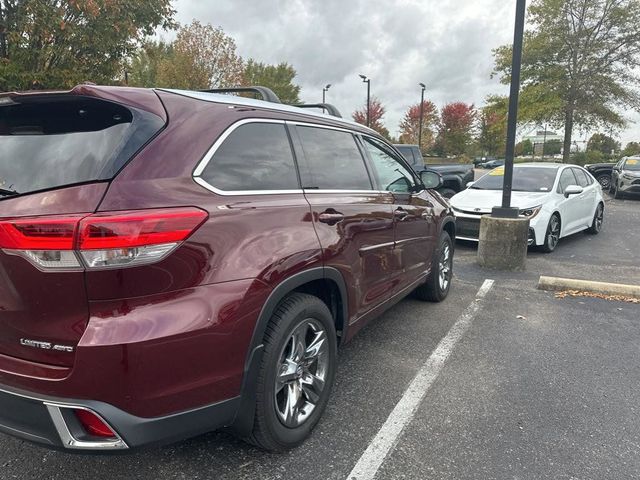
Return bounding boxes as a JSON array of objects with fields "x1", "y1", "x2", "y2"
[
  {"x1": 292, "y1": 103, "x2": 342, "y2": 118},
  {"x1": 0, "y1": 384, "x2": 240, "y2": 450},
  {"x1": 231, "y1": 266, "x2": 349, "y2": 436}
]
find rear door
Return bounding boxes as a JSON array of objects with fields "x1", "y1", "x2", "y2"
[
  {"x1": 556, "y1": 167, "x2": 582, "y2": 234},
  {"x1": 360, "y1": 136, "x2": 436, "y2": 294},
  {"x1": 572, "y1": 167, "x2": 596, "y2": 225},
  {"x1": 0, "y1": 94, "x2": 164, "y2": 367},
  {"x1": 291, "y1": 123, "x2": 396, "y2": 320}
]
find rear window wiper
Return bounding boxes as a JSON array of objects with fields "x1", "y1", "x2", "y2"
[{"x1": 0, "y1": 188, "x2": 19, "y2": 197}]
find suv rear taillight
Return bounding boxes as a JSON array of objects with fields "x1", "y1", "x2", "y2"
[{"x1": 0, "y1": 208, "x2": 208, "y2": 271}]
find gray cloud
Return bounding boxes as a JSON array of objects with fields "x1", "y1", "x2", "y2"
[{"x1": 170, "y1": 0, "x2": 639, "y2": 144}]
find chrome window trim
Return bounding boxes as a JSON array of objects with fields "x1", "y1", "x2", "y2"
[
  {"x1": 193, "y1": 118, "x2": 400, "y2": 197},
  {"x1": 192, "y1": 118, "x2": 306, "y2": 197}
]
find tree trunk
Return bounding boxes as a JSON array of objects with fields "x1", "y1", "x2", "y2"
[{"x1": 562, "y1": 105, "x2": 574, "y2": 163}]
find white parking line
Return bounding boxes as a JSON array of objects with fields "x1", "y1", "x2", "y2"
[{"x1": 346, "y1": 279, "x2": 495, "y2": 480}]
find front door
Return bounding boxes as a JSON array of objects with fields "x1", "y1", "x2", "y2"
[{"x1": 360, "y1": 136, "x2": 436, "y2": 294}]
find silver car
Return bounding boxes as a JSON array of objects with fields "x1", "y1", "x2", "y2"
[{"x1": 610, "y1": 157, "x2": 640, "y2": 198}]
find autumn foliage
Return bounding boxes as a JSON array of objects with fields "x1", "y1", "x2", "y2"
[
  {"x1": 435, "y1": 102, "x2": 476, "y2": 156},
  {"x1": 398, "y1": 101, "x2": 439, "y2": 152},
  {"x1": 0, "y1": 0, "x2": 175, "y2": 90},
  {"x1": 352, "y1": 97, "x2": 391, "y2": 139}
]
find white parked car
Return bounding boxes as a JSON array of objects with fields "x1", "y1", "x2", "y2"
[{"x1": 450, "y1": 163, "x2": 605, "y2": 252}]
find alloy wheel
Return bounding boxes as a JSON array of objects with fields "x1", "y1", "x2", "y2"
[
  {"x1": 547, "y1": 216, "x2": 560, "y2": 250},
  {"x1": 594, "y1": 205, "x2": 604, "y2": 231},
  {"x1": 597, "y1": 175, "x2": 610, "y2": 190},
  {"x1": 438, "y1": 242, "x2": 452, "y2": 292},
  {"x1": 275, "y1": 319, "x2": 329, "y2": 428}
]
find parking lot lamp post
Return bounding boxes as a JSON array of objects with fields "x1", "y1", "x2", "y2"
[
  {"x1": 360, "y1": 74, "x2": 371, "y2": 127},
  {"x1": 494, "y1": 0, "x2": 526, "y2": 219},
  {"x1": 322, "y1": 84, "x2": 331, "y2": 104},
  {"x1": 478, "y1": 0, "x2": 529, "y2": 271},
  {"x1": 418, "y1": 83, "x2": 426, "y2": 152},
  {"x1": 542, "y1": 125, "x2": 547, "y2": 159}
]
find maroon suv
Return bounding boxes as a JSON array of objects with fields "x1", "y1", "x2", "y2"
[{"x1": 0, "y1": 85, "x2": 455, "y2": 452}]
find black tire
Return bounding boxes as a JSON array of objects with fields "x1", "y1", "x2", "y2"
[
  {"x1": 596, "y1": 174, "x2": 611, "y2": 191},
  {"x1": 587, "y1": 203, "x2": 604, "y2": 234},
  {"x1": 248, "y1": 293, "x2": 337, "y2": 452},
  {"x1": 414, "y1": 231, "x2": 453, "y2": 302},
  {"x1": 438, "y1": 188, "x2": 457, "y2": 199},
  {"x1": 540, "y1": 213, "x2": 561, "y2": 253}
]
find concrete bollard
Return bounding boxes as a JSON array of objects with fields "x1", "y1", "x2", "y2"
[{"x1": 477, "y1": 216, "x2": 530, "y2": 271}]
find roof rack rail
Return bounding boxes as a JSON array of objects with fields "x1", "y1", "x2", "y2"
[
  {"x1": 200, "y1": 86, "x2": 282, "y2": 104},
  {"x1": 292, "y1": 103, "x2": 342, "y2": 118}
]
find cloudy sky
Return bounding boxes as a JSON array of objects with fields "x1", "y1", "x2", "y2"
[{"x1": 168, "y1": 0, "x2": 640, "y2": 145}]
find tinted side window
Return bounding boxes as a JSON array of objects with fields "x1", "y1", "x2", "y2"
[
  {"x1": 363, "y1": 137, "x2": 416, "y2": 193},
  {"x1": 557, "y1": 168, "x2": 578, "y2": 193},
  {"x1": 297, "y1": 126, "x2": 372, "y2": 190},
  {"x1": 572, "y1": 168, "x2": 590, "y2": 187},
  {"x1": 200, "y1": 123, "x2": 299, "y2": 192}
]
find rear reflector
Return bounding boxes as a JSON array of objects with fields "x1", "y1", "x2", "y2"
[
  {"x1": 74, "y1": 409, "x2": 117, "y2": 438},
  {"x1": 0, "y1": 208, "x2": 208, "y2": 271}
]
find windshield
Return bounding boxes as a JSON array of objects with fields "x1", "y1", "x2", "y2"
[
  {"x1": 624, "y1": 159, "x2": 640, "y2": 171},
  {"x1": 0, "y1": 96, "x2": 163, "y2": 198},
  {"x1": 472, "y1": 166, "x2": 558, "y2": 192},
  {"x1": 394, "y1": 146, "x2": 415, "y2": 163}
]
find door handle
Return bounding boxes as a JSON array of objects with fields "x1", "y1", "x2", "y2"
[
  {"x1": 318, "y1": 210, "x2": 345, "y2": 225},
  {"x1": 421, "y1": 209, "x2": 435, "y2": 219},
  {"x1": 394, "y1": 208, "x2": 410, "y2": 220}
]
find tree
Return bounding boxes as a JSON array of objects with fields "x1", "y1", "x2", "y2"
[
  {"x1": 544, "y1": 139, "x2": 563, "y2": 156},
  {"x1": 353, "y1": 97, "x2": 390, "y2": 139},
  {"x1": 242, "y1": 60, "x2": 301, "y2": 104},
  {"x1": 157, "y1": 21, "x2": 244, "y2": 90},
  {"x1": 493, "y1": 0, "x2": 640, "y2": 163},
  {"x1": 435, "y1": 102, "x2": 476, "y2": 156},
  {"x1": 519, "y1": 138, "x2": 534, "y2": 156},
  {"x1": 128, "y1": 40, "x2": 173, "y2": 88},
  {"x1": 478, "y1": 95, "x2": 508, "y2": 157},
  {"x1": 398, "y1": 100, "x2": 438, "y2": 152},
  {"x1": 587, "y1": 133, "x2": 620, "y2": 155},
  {"x1": 622, "y1": 141, "x2": 640, "y2": 156},
  {"x1": 0, "y1": 1, "x2": 175, "y2": 90}
]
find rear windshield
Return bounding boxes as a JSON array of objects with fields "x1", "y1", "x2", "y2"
[
  {"x1": 0, "y1": 96, "x2": 164, "y2": 198},
  {"x1": 472, "y1": 166, "x2": 559, "y2": 192}
]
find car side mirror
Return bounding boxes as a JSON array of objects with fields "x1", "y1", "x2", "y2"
[
  {"x1": 564, "y1": 185, "x2": 583, "y2": 198},
  {"x1": 466, "y1": 181, "x2": 475, "y2": 189},
  {"x1": 420, "y1": 170, "x2": 443, "y2": 190}
]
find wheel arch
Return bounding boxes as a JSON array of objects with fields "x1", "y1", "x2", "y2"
[{"x1": 230, "y1": 266, "x2": 349, "y2": 436}]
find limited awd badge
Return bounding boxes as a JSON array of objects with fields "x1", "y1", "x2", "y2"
[{"x1": 20, "y1": 338, "x2": 74, "y2": 353}]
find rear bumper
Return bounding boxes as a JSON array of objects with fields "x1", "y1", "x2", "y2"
[{"x1": 0, "y1": 384, "x2": 239, "y2": 451}]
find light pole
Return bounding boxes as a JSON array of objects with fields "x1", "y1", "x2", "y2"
[
  {"x1": 322, "y1": 84, "x2": 331, "y2": 104},
  {"x1": 359, "y1": 74, "x2": 371, "y2": 127},
  {"x1": 494, "y1": 0, "x2": 527, "y2": 218},
  {"x1": 418, "y1": 83, "x2": 426, "y2": 151}
]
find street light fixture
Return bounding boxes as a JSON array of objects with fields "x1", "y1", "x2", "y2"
[
  {"x1": 322, "y1": 84, "x2": 331, "y2": 104},
  {"x1": 359, "y1": 74, "x2": 371, "y2": 127},
  {"x1": 418, "y1": 83, "x2": 426, "y2": 151}
]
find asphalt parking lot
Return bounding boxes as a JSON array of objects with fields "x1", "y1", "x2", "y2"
[{"x1": 1, "y1": 194, "x2": 638, "y2": 480}]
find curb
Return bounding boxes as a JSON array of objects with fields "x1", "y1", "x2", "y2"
[{"x1": 538, "y1": 276, "x2": 640, "y2": 299}]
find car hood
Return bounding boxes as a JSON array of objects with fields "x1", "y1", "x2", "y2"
[
  {"x1": 623, "y1": 170, "x2": 640, "y2": 177},
  {"x1": 450, "y1": 189, "x2": 550, "y2": 213}
]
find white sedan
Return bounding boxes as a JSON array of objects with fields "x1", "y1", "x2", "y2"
[{"x1": 450, "y1": 163, "x2": 605, "y2": 252}]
